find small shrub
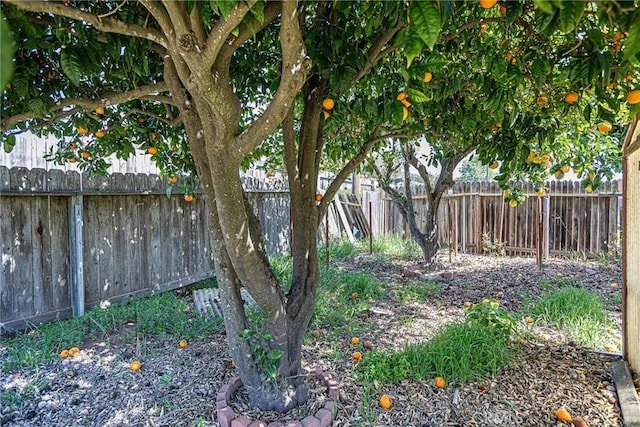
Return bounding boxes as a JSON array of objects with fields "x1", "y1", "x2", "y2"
[{"x1": 464, "y1": 298, "x2": 517, "y2": 340}]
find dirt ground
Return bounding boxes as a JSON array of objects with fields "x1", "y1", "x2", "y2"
[{"x1": 1, "y1": 252, "x2": 635, "y2": 427}]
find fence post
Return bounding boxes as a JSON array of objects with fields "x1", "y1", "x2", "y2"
[
  {"x1": 69, "y1": 195, "x2": 85, "y2": 317},
  {"x1": 543, "y1": 195, "x2": 550, "y2": 258}
]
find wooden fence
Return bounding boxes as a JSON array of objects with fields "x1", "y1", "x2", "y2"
[
  {"x1": 0, "y1": 167, "x2": 290, "y2": 334},
  {"x1": 362, "y1": 180, "x2": 621, "y2": 256},
  {"x1": 1, "y1": 165, "x2": 622, "y2": 333}
]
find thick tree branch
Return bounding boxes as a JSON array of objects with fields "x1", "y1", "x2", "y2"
[
  {"x1": 202, "y1": 0, "x2": 257, "y2": 67},
  {"x1": 355, "y1": 21, "x2": 403, "y2": 82},
  {"x1": 319, "y1": 129, "x2": 407, "y2": 220},
  {"x1": 236, "y1": 1, "x2": 310, "y2": 161},
  {"x1": 1, "y1": 83, "x2": 170, "y2": 132},
  {"x1": 4, "y1": 0, "x2": 168, "y2": 47}
]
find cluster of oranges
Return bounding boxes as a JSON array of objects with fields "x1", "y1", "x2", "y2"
[
  {"x1": 322, "y1": 97, "x2": 334, "y2": 119},
  {"x1": 397, "y1": 92, "x2": 410, "y2": 121},
  {"x1": 349, "y1": 336, "x2": 373, "y2": 366},
  {"x1": 59, "y1": 347, "x2": 80, "y2": 359}
]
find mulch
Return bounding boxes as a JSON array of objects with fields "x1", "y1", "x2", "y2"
[{"x1": 1, "y1": 253, "x2": 634, "y2": 426}]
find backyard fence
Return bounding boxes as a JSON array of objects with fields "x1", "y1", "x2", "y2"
[
  {"x1": 1, "y1": 166, "x2": 621, "y2": 333},
  {"x1": 0, "y1": 167, "x2": 290, "y2": 334},
  {"x1": 362, "y1": 180, "x2": 621, "y2": 257}
]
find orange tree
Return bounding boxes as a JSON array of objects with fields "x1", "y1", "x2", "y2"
[
  {"x1": 0, "y1": 0, "x2": 413, "y2": 412},
  {"x1": 1, "y1": 0, "x2": 639, "y2": 413},
  {"x1": 356, "y1": 0, "x2": 638, "y2": 264}
]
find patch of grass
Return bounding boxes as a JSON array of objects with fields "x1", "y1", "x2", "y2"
[
  {"x1": 270, "y1": 254, "x2": 293, "y2": 291},
  {"x1": 310, "y1": 267, "x2": 385, "y2": 331},
  {"x1": 0, "y1": 379, "x2": 46, "y2": 411},
  {"x1": 528, "y1": 287, "x2": 612, "y2": 348},
  {"x1": 539, "y1": 277, "x2": 578, "y2": 291},
  {"x1": 398, "y1": 281, "x2": 442, "y2": 304},
  {"x1": 1, "y1": 292, "x2": 223, "y2": 373},
  {"x1": 356, "y1": 321, "x2": 513, "y2": 385},
  {"x1": 326, "y1": 234, "x2": 423, "y2": 263}
]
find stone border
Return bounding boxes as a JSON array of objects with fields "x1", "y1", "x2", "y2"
[{"x1": 216, "y1": 367, "x2": 338, "y2": 427}]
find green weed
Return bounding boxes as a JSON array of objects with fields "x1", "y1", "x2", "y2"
[
  {"x1": 356, "y1": 321, "x2": 513, "y2": 384},
  {"x1": 1, "y1": 292, "x2": 223, "y2": 373},
  {"x1": 528, "y1": 287, "x2": 612, "y2": 348}
]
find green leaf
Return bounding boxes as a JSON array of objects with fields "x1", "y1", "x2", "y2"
[
  {"x1": 3, "y1": 134, "x2": 16, "y2": 153},
  {"x1": 404, "y1": 32, "x2": 423, "y2": 68},
  {"x1": 266, "y1": 363, "x2": 277, "y2": 379},
  {"x1": 0, "y1": 11, "x2": 15, "y2": 89},
  {"x1": 505, "y1": 2, "x2": 522, "y2": 24},
  {"x1": 557, "y1": 1, "x2": 584, "y2": 33},
  {"x1": 60, "y1": 48, "x2": 83, "y2": 86},
  {"x1": 249, "y1": 2, "x2": 265, "y2": 24},
  {"x1": 266, "y1": 348, "x2": 284, "y2": 361},
  {"x1": 531, "y1": 58, "x2": 551, "y2": 87},
  {"x1": 28, "y1": 99, "x2": 47, "y2": 116},
  {"x1": 623, "y1": 22, "x2": 640, "y2": 64},
  {"x1": 184, "y1": 0, "x2": 195, "y2": 15},
  {"x1": 534, "y1": 0, "x2": 554, "y2": 15},
  {"x1": 215, "y1": 0, "x2": 237, "y2": 17},
  {"x1": 407, "y1": 88, "x2": 428, "y2": 103},
  {"x1": 239, "y1": 329, "x2": 256, "y2": 339},
  {"x1": 410, "y1": 1, "x2": 442, "y2": 51}
]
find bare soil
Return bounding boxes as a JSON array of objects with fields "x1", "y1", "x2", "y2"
[{"x1": 1, "y1": 253, "x2": 635, "y2": 427}]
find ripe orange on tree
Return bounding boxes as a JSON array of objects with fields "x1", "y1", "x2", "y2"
[
  {"x1": 627, "y1": 89, "x2": 640, "y2": 104},
  {"x1": 423, "y1": 72, "x2": 432, "y2": 83},
  {"x1": 322, "y1": 98, "x2": 334, "y2": 110},
  {"x1": 169, "y1": 176, "x2": 178, "y2": 184},
  {"x1": 499, "y1": 4, "x2": 506, "y2": 14},
  {"x1": 147, "y1": 146, "x2": 157, "y2": 155},
  {"x1": 184, "y1": 194, "x2": 194, "y2": 202},
  {"x1": 81, "y1": 151, "x2": 90, "y2": 159},
  {"x1": 379, "y1": 394, "x2": 392, "y2": 409},
  {"x1": 95, "y1": 130, "x2": 105, "y2": 138},
  {"x1": 68, "y1": 157, "x2": 77, "y2": 163},
  {"x1": 564, "y1": 91, "x2": 579, "y2": 104},
  {"x1": 96, "y1": 107, "x2": 105, "y2": 115},
  {"x1": 78, "y1": 126, "x2": 88, "y2": 135},
  {"x1": 598, "y1": 122, "x2": 612, "y2": 133},
  {"x1": 537, "y1": 96, "x2": 548, "y2": 106},
  {"x1": 315, "y1": 193, "x2": 323, "y2": 202},
  {"x1": 323, "y1": 111, "x2": 331, "y2": 120},
  {"x1": 479, "y1": 0, "x2": 497, "y2": 9}
]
